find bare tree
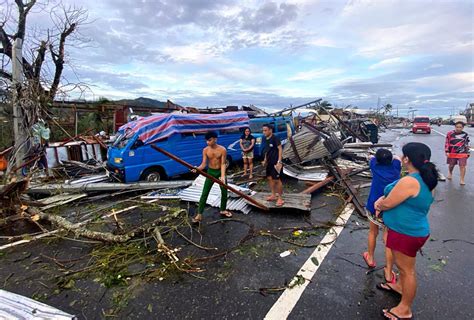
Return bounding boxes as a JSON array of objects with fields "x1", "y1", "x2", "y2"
[{"x1": 0, "y1": 0, "x2": 88, "y2": 174}]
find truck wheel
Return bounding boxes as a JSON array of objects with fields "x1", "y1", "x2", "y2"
[{"x1": 142, "y1": 168, "x2": 162, "y2": 182}]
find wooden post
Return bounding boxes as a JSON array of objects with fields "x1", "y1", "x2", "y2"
[
  {"x1": 150, "y1": 145, "x2": 269, "y2": 211},
  {"x1": 301, "y1": 176, "x2": 334, "y2": 194}
]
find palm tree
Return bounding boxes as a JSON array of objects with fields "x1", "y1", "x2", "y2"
[{"x1": 384, "y1": 103, "x2": 393, "y2": 114}]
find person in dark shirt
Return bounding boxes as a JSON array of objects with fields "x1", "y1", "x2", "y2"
[
  {"x1": 262, "y1": 124, "x2": 284, "y2": 206},
  {"x1": 239, "y1": 127, "x2": 256, "y2": 179}
]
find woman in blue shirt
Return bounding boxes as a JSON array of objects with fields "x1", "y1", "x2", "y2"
[{"x1": 374, "y1": 142, "x2": 439, "y2": 320}]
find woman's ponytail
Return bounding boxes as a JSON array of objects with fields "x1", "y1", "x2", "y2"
[
  {"x1": 402, "y1": 142, "x2": 439, "y2": 191},
  {"x1": 418, "y1": 162, "x2": 439, "y2": 191}
]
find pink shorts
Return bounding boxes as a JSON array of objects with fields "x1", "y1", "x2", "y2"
[
  {"x1": 386, "y1": 228, "x2": 429, "y2": 257},
  {"x1": 447, "y1": 157, "x2": 467, "y2": 166}
]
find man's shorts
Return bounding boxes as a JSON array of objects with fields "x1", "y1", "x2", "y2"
[
  {"x1": 265, "y1": 163, "x2": 281, "y2": 180},
  {"x1": 447, "y1": 157, "x2": 468, "y2": 166},
  {"x1": 242, "y1": 151, "x2": 254, "y2": 159}
]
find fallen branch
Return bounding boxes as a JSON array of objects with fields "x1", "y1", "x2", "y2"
[{"x1": 38, "y1": 212, "x2": 132, "y2": 243}]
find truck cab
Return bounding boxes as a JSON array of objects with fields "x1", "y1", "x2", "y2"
[
  {"x1": 412, "y1": 116, "x2": 431, "y2": 134},
  {"x1": 107, "y1": 113, "x2": 295, "y2": 183},
  {"x1": 248, "y1": 116, "x2": 294, "y2": 158}
]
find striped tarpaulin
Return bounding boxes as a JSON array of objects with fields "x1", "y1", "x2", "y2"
[{"x1": 119, "y1": 111, "x2": 249, "y2": 145}]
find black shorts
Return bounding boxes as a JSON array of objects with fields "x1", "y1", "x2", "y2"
[{"x1": 266, "y1": 163, "x2": 282, "y2": 180}]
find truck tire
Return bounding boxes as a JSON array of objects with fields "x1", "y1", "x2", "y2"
[{"x1": 141, "y1": 167, "x2": 164, "y2": 182}]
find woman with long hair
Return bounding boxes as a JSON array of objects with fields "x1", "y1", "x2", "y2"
[
  {"x1": 240, "y1": 127, "x2": 255, "y2": 179},
  {"x1": 374, "y1": 142, "x2": 439, "y2": 319}
]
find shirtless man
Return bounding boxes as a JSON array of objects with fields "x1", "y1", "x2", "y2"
[{"x1": 192, "y1": 131, "x2": 232, "y2": 223}]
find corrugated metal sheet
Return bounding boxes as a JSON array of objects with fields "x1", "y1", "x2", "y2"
[
  {"x1": 0, "y1": 289, "x2": 76, "y2": 320},
  {"x1": 178, "y1": 176, "x2": 254, "y2": 214},
  {"x1": 283, "y1": 165, "x2": 328, "y2": 182}
]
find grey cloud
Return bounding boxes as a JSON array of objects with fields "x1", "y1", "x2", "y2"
[
  {"x1": 67, "y1": 68, "x2": 149, "y2": 91},
  {"x1": 240, "y1": 2, "x2": 298, "y2": 33}
]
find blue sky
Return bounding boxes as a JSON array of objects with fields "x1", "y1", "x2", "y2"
[{"x1": 4, "y1": 0, "x2": 473, "y2": 116}]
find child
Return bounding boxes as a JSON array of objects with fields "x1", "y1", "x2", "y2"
[
  {"x1": 363, "y1": 148, "x2": 401, "y2": 284},
  {"x1": 445, "y1": 121, "x2": 470, "y2": 185}
]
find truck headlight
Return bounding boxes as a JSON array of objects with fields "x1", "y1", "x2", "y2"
[
  {"x1": 256, "y1": 137, "x2": 262, "y2": 145},
  {"x1": 114, "y1": 157, "x2": 123, "y2": 164}
]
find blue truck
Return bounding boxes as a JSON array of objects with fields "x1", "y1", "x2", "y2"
[{"x1": 107, "y1": 112, "x2": 294, "y2": 182}]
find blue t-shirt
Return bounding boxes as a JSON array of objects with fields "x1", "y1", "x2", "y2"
[
  {"x1": 366, "y1": 157, "x2": 401, "y2": 215},
  {"x1": 382, "y1": 173, "x2": 433, "y2": 237}
]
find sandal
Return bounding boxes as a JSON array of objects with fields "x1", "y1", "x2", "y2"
[
  {"x1": 275, "y1": 198, "x2": 285, "y2": 207},
  {"x1": 220, "y1": 210, "x2": 233, "y2": 218},
  {"x1": 382, "y1": 308, "x2": 413, "y2": 319},
  {"x1": 384, "y1": 268, "x2": 397, "y2": 284},
  {"x1": 376, "y1": 283, "x2": 401, "y2": 297},
  {"x1": 191, "y1": 214, "x2": 202, "y2": 224},
  {"x1": 362, "y1": 252, "x2": 376, "y2": 268},
  {"x1": 266, "y1": 195, "x2": 277, "y2": 201}
]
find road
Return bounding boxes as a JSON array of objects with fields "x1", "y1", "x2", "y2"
[
  {"x1": 283, "y1": 125, "x2": 474, "y2": 320},
  {"x1": 1, "y1": 125, "x2": 472, "y2": 319}
]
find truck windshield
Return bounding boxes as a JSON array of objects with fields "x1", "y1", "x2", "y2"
[
  {"x1": 414, "y1": 118, "x2": 429, "y2": 123},
  {"x1": 113, "y1": 130, "x2": 134, "y2": 149}
]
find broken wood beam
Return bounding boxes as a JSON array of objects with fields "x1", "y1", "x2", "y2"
[
  {"x1": 151, "y1": 145, "x2": 269, "y2": 211},
  {"x1": 327, "y1": 159, "x2": 366, "y2": 218},
  {"x1": 302, "y1": 176, "x2": 335, "y2": 194}
]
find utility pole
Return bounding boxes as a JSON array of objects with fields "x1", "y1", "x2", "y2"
[{"x1": 12, "y1": 37, "x2": 26, "y2": 169}]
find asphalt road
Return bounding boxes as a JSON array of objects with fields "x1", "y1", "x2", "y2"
[
  {"x1": 286, "y1": 125, "x2": 474, "y2": 320},
  {"x1": 1, "y1": 125, "x2": 472, "y2": 320}
]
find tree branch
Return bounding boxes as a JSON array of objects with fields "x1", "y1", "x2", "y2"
[
  {"x1": 0, "y1": 70, "x2": 12, "y2": 81},
  {"x1": 33, "y1": 40, "x2": 47, "y2": 79},
  {"x1": 0, "y1": 25, "x2": 12, "y2": 58},
  {"x1": 49, "y1": 22, "x2": 77, "y2": 99}
]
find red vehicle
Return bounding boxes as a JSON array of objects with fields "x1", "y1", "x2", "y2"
[{"x1": 412, "y1": 116, "x2": 431, "y2": 134}]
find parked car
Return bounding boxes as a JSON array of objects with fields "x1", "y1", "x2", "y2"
[
  {"x1": 107, "y1": 112, "x2": 294, "y2": 182},
  {"x1": 412, "y1": 116, "x2": 431, "y2": 134}
]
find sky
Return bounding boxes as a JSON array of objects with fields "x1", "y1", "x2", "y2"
[{"x1": 3, "y1": 0, "x2": 474, "y2": 116}]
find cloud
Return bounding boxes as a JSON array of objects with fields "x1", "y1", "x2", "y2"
[
  {"x1": 369, "y1": 58, "x2": 403, "y2": 70},
  {"x1": 240, "y1": 2, "x2": 298, "y2": 33},
  {"x1": 7, "y1": 0, "x2": 471, "y2": 117},
  {"x1": 288, "y1": 68, "x2": 344, "y2": 81}
]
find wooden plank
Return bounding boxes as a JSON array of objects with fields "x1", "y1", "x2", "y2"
[{"x1": 247, "y1": 192, "x2": 311, "y2": 211}]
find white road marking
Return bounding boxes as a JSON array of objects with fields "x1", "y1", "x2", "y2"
[
  {"x1": 264, "y1": 205, "x2": 355, "y2": 320},
  {"x1": 432, "y1": 129, "x2": 446, "y2": 137}
]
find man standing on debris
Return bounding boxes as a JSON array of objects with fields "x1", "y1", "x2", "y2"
[
  {"x1": 192, "y1": 131, "x2": 232, "y2": 223},
  {"x1": 262, "y1": 124, "x2": 284, "y2": 206},
  {"x1": 445, "y1": 121, "x2": 470, "y2": 185}
]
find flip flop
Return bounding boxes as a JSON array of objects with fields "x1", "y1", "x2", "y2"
[
  {"x1": 220, "y1": 211, "x2": 233, "y2": 218},
  {"x1": 191, "y1": 215, "x2": 202, "y2": 224},
  {"x1": 382, "y1": 308, "x2": 414, "y2": 319},
  {"x1": 376, "y1": 283, "x2": 401, "y2": 297},
  {"x1": 362, "y1": 252, "x2": 376, "y2": 268},
  {"x1": 266, "y1": 195, "x2": 277, "y2": 201},
  {"x1": 275, "y1": 198, "x2": 285, "y2": 207},
  {"x1": 384, "y1": 268, "x2": 397, "y2": 284}
]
